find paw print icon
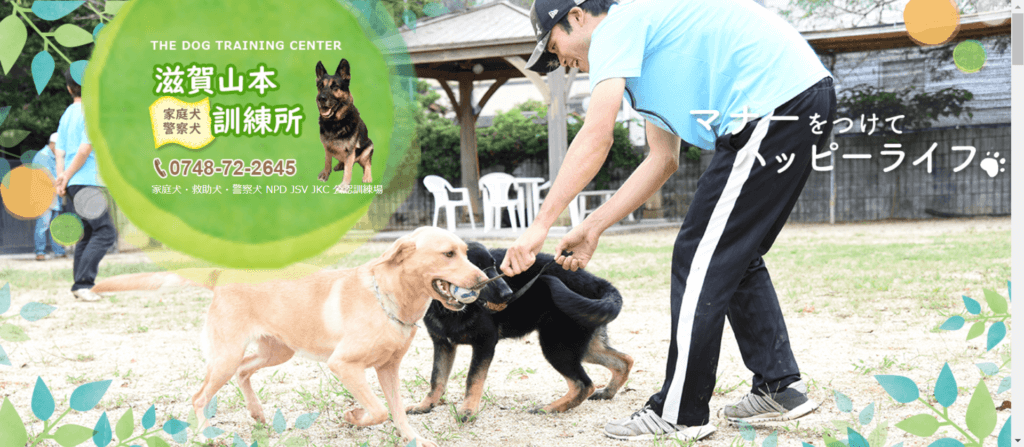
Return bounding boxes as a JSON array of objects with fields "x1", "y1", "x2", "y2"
[{"x1": 979, "y1": 152, "x2": 1006, "y2": 178}]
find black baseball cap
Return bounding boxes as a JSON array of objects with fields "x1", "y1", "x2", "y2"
[{"x1": 526, "y1": 0, "x2": 588, "y2": 73}]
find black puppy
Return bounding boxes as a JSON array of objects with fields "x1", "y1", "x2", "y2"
[
  {"x1": 314, "y1": 59, "x2": 373, "y2": 189},
  {"x1": 407, "y1": 242, "x2": 633, "y2": 422}
]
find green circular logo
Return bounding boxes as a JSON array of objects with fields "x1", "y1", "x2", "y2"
[
  {"x1": 953, "y1": 40, "x2": 986, "y2": 73},
  {"x1": 50, "y1": 213, "x2": 84, "y2": 245},
  {"x1": 85, "y1": 0, "x2": 414, "y2": 268}
]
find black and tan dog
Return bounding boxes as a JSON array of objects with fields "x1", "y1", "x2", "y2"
[
  {"x1": 408, "y1": 242, "x2": 634, "y2": 422},
  {"x1": 315, "y1": 59, "x2": 373, "y2": 189}
]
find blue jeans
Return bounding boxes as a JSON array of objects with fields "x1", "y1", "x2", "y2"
[{"x1": 34, "y1": 209, "x2": 66, "y2": 256}]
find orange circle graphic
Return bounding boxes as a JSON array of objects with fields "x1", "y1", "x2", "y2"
[
  {"x1": 904, "y1": 0, "x2": 961, "y2": 46},
  {"x1": 0, "y1": 166, "x2": 57, "y2": 220}
]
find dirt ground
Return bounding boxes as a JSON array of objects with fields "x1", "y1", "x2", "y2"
[{"x1": 0, "y1": 217, "x2": 1011, "y2": 446}]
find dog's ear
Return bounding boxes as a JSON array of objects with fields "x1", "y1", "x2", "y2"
[
  {"x1": 382, "y1": 236, "x2": 417, "y2": 265},
  {"x1": 316, "y1": 61, "x2": 327, "y2": 80},
  {"x1": 336, "y1": 59, "x2": 351, "y2": 78}
]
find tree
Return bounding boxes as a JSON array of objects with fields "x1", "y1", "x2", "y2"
[
  {"x1": 0, "y1": 0, "x2": 102, "y2": 158},
  {"x1": 778, "y1": 0, "x2": 1011, "y2": 30}
]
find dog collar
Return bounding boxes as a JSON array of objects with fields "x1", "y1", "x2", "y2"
[{"x1": 370, "y1": 275, "x2": 419, "y2": 329}]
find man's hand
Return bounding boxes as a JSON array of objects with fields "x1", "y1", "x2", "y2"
[
  {"x1": 55, "y1": 173, "x2": 69, "y2": 197},
  {"x1": 555, "y1": 223, "x2": 600, "y2": 271},
  {"x1": 500, "y1": 225, "x2": 548, "y2": 276}
]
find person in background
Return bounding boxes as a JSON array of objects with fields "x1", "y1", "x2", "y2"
[
  {"x1": 33, "y1": 132, "x2": 67, "y2": 261},
  {"x1": 54, "y1": 70, "x2": 115, "y2": 302}
]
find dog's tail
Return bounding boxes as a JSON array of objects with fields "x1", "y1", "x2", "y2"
[
  {"x1": 539, "y1": 275, "x2": 623, "y2": 328},
  {"x1": 92, "y1": 269, "x2": 221, "y2": 294}
]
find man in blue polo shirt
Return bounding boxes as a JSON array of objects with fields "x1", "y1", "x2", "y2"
[
  {"x1": 54, "y1": 70, "x2": 115, "y2": 302},
  {"x1": 501, "y1": 0, "x2": 837, "y2": 441}
]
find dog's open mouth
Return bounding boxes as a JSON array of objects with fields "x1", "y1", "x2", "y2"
[{"x1": 432, "y1": 279, "x2": 477, "y2": 310}]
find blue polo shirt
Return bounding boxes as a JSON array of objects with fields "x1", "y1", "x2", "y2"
[
  {"x1": 56, "y1": 102, "x2": 102, "y2": 186},
  {"x1": 588, "y1": 0, "x2": 831, "y2": 150}
]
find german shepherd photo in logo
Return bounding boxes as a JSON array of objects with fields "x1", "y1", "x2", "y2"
[{"x1": 315, "y1": 59, "x2": 374, "y2": 188}]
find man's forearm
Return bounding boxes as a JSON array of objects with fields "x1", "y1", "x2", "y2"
[{"x1": 584, "y1": 150, "x2": 678, "y2": 233}]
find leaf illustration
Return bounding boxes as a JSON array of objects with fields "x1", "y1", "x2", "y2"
[
  {"x1": 896, "y1": 414, "x2": 939, "y2": 436},
  {"x1": 70, "y1": 60, "x2": 88, "y2": 84},
  {"x1": 423, "y1": 2, "x2": 449, "y2": 16},
  {"x1": 141, "y1": 404, "x2": 155, "y2": 430},
  {"x1": 927, "y1": 438, "x2": 965, "y2": 447},
  {"x1": 934, "y1": 363, "x2": 957, "y2": 407},
  {"x1": 274, "y1": 408, "x2": 286, "y2": 434},
  {"x1": 984, "y1": 288, "x2": 1007, "y2": 314},
  {"x1": 162, "y1": 418, "x2": 188, "y2": 435},
  {"x1": 69, "y1": 379, "x2": 112, "y2": 412},
  {"x1": 171, "y1": 428, "x2": 187, "y2": 444},
  {"x1": 858, "y1": 402, "x2": 875, "y2": 425},
  {"x1": 867, "y1": 421, "x2": 888, "y2": 447},
  {"x1": 53, "y1": 424, "x2": 96, "y2": 447},
  {"x1": 202, "y1": 426, "x2": 224, "y2": 439},
  {"x1": 145, "y1": 436, "x2": 169, "y2": 447},
  {"x1": 939, "y1": 316, "x2": 964, "y2": 330},
  {"x1": 20, "y1": 302, "x2": 57, "y2": 322},
  {"x1": 204, "y1": 395, "x2": 217, "y2": 419},
  {"x1": 0, "y1": 397, "x2": 28, "y2": 447},
  {"x1": 0, "y1": 324, "x2": 29, "y2": 342},
  {"x1": 762, "y1": 430, "x2": 778, "y2": 447},
  {"x1": 962, "y1": 295, "x2": 981, "y2": 314},
  {"x1": 738, "y1": 420, "x2": 755, "y2": 441},
  {"x1": 965, "y1": 321, "x2": 985, "y2": 340},
  {"x1": 0, "y1": 130, "x2": 31, "y2": 148},
  {"x1": 0, "y1": 107, "x2": 9, "y2": 128},
  {"x1": 294, "y1": 412, "x2": 319, "y2": 429},
  {"x1": 0, "y1": 283, "x2": 8, "y2": 314},
  {"x1": 53, "y1": 24, "x2": 93, "y2": 47},
  {"x1": 402, "y1": 9, "x2": 417, "y2": 30},
  {"x1": 977, "y1": 362, "x2": 999, "y2": 376},
  {"x1": 847, "y1": 428, "x2": 869, "y2": 447},
  {"x1": 116, "y1": 408, "x2": 134, "y2": 441},
  {"x1": 833, "y1": 390, "x2": 853, "y2": 413},
  {"x1": 92, "y1": 23, "x2": 104, "y2": 41},
  {"x1": 94, "y1": 412, "x2": 112, "y2": 447},
  {"x1": 997, "y1": 376, "x2": 1010, "y2": 394},
  {"x1": 0, "y1": 15, "x2": 28, "y2": 75},
  {"x1": 32, "y1": 376, "x2": 55, "y2": 421},
  {"x1": 104, "y1": 1, "x2": 127, "y2": 15},
  {"x1": 822, "y1": 435, "x2": 845, "y2": 447},
  {"x1": 0, "y1": 344, "x2": 9, "y2": 366},
  {"x1": 987, "y1": 321, "x2": 1006, "y2": 351},
  {"x1": 232, "y1": 433, "x2": 246, "y2": 447},
  {"x1": 282, "y1": 437, "x2": 305, "y2": 447},
  {"x1": 965, "y1": 379, "x2": 996, "y2": 441},
  {"x1": 31, "y1": 1, "x2": 85, "y2": 20},
  {"x1": 30, "y1": 51, "x2": 55, "y2": 95},
  {"x1": 997, "y1": 416, "x2": 1011, "y2": 447}
]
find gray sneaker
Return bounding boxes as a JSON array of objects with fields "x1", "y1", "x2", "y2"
[
  {"x1": 73, "y1": 289, "x2": 104, "y2": 302},
  {"x1": 604, "y1": 406, "x2": 716, "y2": 441},
  {"x1": 721, "y1": 380, "x2": 818, "y2": 424}
]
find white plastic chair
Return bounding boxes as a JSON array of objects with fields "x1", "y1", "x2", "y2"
[
  {"x1": 533, "y1": 180, "x2": 583, "y2": 228},
  {"x1": 423, "y1": 175, "x2": 475, "y2": 232},
  {"x1": 479, "y1": 172, "x2": 525, "y2": 231}
]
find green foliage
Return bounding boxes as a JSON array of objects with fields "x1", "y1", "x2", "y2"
[
  {"x1": 837, "y1": 84, "x2": 974, "y2": 133},
  {"x1": 0, "y1": 1, "x2": 102, "y2": 158},
  {"x1": 414, "y1": 85, "x2": 641, "y2": 189}
]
